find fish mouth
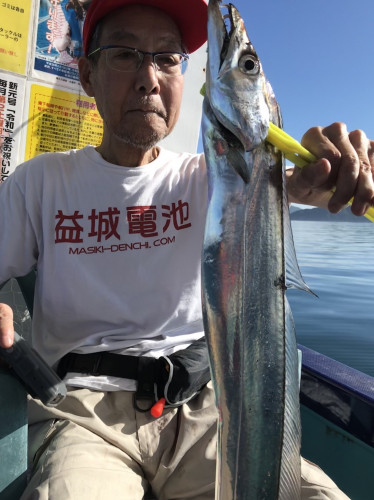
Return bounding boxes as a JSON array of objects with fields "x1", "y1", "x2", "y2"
[
  {"x1": 207, "y1": 1, "x2": 251, "y2": 75},
  {"x1": 207, "y1": 1, "x2": 233, "y2": 70},
  {"x1": 206, "y1": 1, "x2": 270, "y2": 152},
  {"x1": 214, "y1": 3, "x2": 239, "y2": 69}
]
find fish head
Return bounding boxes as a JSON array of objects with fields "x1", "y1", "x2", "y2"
[{"x1": 205, "y1": 0, "x2": 272, "y2": 152}]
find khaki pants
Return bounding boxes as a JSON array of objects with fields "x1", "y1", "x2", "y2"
[{"x1": 22, "y1": 383, "x2": 350, "y2": 500}]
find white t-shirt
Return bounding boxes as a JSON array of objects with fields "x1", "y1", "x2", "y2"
[{"x1": 0, "y1": 146, "x2": 208, "y2": 390}]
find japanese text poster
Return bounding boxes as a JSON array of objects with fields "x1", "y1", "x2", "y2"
[
  {"x1": 0, "y1": 0, "x2": 33, "y2": 75},
  {"x1": 32, "y1": 0, "x2": 92, "y2": 89},
  {"x1": 0, "y1": 72, "x2": 26, "y2": 181},
  {"x1": 24, "y1": 82, "x2": 102, "y2": 161}
]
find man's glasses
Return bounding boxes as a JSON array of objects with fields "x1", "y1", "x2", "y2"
[{"x1": 88, "y1": 45, "x2": 189, "y2": 76}]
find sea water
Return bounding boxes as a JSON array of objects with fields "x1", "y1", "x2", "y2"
[{"x1": 288, "y1": 220, "x2": 374, "y2": 377}]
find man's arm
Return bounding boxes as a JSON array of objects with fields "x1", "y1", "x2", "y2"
[
  {"x1": 0, "y1": 303, "x2": 14, "y2": 348},
  {"x1": 0, "y1": 161, "x2": 40, "y2": 350},
  {"x1": 286, "y1": 122, "x2": 374, "y2": 216}
]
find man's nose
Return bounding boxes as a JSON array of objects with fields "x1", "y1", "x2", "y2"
[{"x1": 135, "y1": 55, "x2": 161, "y2": 94}]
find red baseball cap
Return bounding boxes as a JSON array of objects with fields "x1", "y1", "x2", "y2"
[{"x1": 83, "y1": 0, "x2": 208, "y2": 56}]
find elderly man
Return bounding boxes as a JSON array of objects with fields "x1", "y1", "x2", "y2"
[{"x1": 0, "y1": 0, "x2": 372, "y2": 498}]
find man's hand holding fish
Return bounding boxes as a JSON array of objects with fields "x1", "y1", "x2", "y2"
[{"x1": 286, "y1": 121, "x2": 374, "y2": 216}]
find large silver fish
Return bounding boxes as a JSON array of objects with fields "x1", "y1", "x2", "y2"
[{"x1": 201, "y1": 1, "x2": 310, "y2": 498}]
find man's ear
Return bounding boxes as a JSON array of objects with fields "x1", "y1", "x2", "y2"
[{"x1": 78, "y1": 56, "x2": 95, "y2": 97}]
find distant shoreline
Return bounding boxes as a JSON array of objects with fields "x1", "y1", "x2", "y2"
[{"x1": 290, "y1": 206, "x2": 371, "y2": 223}]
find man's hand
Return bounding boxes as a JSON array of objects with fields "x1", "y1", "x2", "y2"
[
  {"x1": 286, "y1": 122, "x2": 374, "y2": 216},
  {"x1": 0, "y1": 303, "x2": 14, "y2": 348}
]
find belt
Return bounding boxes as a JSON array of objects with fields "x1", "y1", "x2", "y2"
[
  {"x1": 57, "y1": 351, "x2": 155, "y2": 379},
  {"x1": 57, "y1": 352, "x2": 161, "y2": 412}
]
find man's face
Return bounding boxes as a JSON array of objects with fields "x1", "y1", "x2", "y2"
[{"x1": 80, "y1": 5, "x2": 185, "y2": 151}]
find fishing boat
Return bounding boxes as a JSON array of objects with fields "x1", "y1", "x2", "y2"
[{"x1": 299, "y1": 344, "x2": 374, "y2": 499}]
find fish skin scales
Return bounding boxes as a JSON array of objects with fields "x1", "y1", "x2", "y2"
[{"x1": 201, "y1": 1, "x2": 306, "y2": 498}]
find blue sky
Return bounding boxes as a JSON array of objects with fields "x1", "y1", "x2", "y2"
[{"x1": 198, "y1": 0, "x2": 374, "y2": 150}]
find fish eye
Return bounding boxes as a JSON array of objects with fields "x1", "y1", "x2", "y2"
[{"x1": 238, "y1": 54, "x2": 259, "y2": 75}]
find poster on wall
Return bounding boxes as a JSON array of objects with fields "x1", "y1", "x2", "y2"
[
  {"x1": 23, "y1": 81, "x2": 102, "y2": 161},
  {"x1": 0, "y1": 72, "x2": 26, "y2": 182},
  {"x1": 32, "y1": 0, "x2": 92, "y2": 89},
  {"x1": 0, "y1": 0, "x2": 34, "y2": 76}
]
